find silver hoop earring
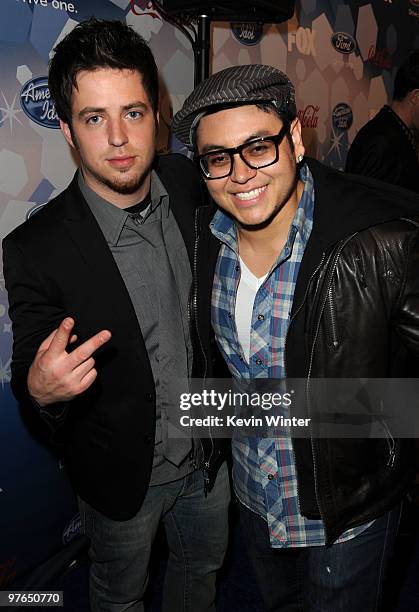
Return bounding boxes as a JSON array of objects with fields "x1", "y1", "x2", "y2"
[{"x1": 297, "y1": 154, "x2": 304, "y2": 163}]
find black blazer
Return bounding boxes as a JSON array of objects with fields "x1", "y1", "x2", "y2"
[
  {"x1": 3, "y1": 154, "x2": 206, "y2": 520},
  {"x1": 345, "y1": 106, "x2": 419, "y2": 193}
]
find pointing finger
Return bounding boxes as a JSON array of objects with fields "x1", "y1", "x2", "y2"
[
  {"x1": 68, "y1": 329, "x2": 111, "y2": 367},
  {"x1": 47, "y1": 317, "x2": 75, "y2": 356}
]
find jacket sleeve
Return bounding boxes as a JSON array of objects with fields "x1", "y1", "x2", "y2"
[
  {"x1": 2, "y1": 233, "x2": 70, "y2": 428},
  {"x1": 393, "y1": 225, "x2": 419, "y2": 356}
]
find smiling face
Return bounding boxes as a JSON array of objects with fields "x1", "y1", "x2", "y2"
[
  {"x1": 195, "y1": 104, "x2": 305, "y2": 229},
  {"x1": 60, "y1": 67, "x2": 158, "y2": 207}
]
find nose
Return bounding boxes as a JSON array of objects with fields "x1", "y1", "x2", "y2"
[
  {"x1": 229, "y1": 153, "x2": 257, "y2": 183},
  {"x1": 108, "y1": 118, "x2": 128, "y2": 147}
]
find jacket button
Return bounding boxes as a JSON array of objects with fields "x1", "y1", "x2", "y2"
[
  {"x1": 257, "y1": 314, "x2": 265, "y2": 321},
  {"x1": 143, "y1": 434, "x2": 153, "y2": 445},
  {"x1": 145, "y1": 393, "x2": 153, "y2": 402}
]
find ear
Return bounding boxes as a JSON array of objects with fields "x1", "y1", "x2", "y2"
[
  {"x1": 410, "y1": 88, "x2": 419, "y2": 106},
  {"x1": 290, "y1": 117, "x2": 305, "y2": 161},
  {"x1": 60, "y1": 119, "x2": 76, "y2": 150}
]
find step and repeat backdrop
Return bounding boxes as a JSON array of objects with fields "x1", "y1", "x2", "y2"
[{"x1": 0, "y1": 0, "x2": 417, "y2": 586}]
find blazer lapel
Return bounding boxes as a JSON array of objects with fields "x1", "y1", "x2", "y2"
[{"x1": 60, "y1": 177, "x2": 152, "y2": 369}]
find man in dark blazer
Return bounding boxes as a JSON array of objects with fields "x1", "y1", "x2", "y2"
[
  {"x1": 346, "y1": 50, "x2": 419, "y2": 192},
  {"x1": 2, "y1": 19, "x2": 229, "y2": 612}
]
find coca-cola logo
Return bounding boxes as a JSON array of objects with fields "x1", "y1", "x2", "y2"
[
  {"x1": 231, "y1": 22, "x2": 263, "y2": 46},
  {"x1": 20, "y1": 77, "x2": 59, "y2": 129},
  {"x1": 331, "y1": 32, "x2": 357, "y2": 54},
  {"x1": 297, "y1": 105, "x2": 319, "y2": 129},
  {"x1": 332, "y1": 103, "x2": 353, "y2": 131},
  {"x1": 130, "y1": 0, "x2": 160, "y2": 18},
  {"x1": 366, "y1": 45, "x2": 393, "y2": 70}
]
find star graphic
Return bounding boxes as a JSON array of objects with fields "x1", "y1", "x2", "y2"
[
  {"x1": 0, "y1": 271, "x2": 6, "y2": 294},
  {"x1": 0, "y1": 91, "x2": 24, "y2": 133},
  {"x1": 326, "y1": 127, "x2": 345, "y2": 161}
]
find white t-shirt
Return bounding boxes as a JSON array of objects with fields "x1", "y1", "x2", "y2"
[{"x1": 235, "y1": 257, "x2": 267, "y2": 362}]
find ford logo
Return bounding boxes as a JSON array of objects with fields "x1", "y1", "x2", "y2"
[
  {"x1": 332, "y1": 103, "x2": 353, "y2": 131},
  {"x1": 331, "y1": 32, "x2": 357, "y2": 55},
  {"x1": 20, "y1": 76, "x2": 60, "y2": 129},
  {"x1": 231, "y1": 22, "x2": 263, "y2": 46}
]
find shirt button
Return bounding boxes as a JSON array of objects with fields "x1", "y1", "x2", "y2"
[
  {"x1": 268, "y1": 474, "x2": 275, "y2": 480},
  {"x1": 257, "y1": 314, "x2": 265, "y2": 321},
  {"x1": 239, "y1": 356, "x2": 244, "y2": 362},
  {"x1": 228, "y1": 313, "x2": 232, "y2": 318},
  {"x1": 255, "y1": 358, "x2": 262, "y2": 366},
  {"x1": 145, "y1": 393, "x2": 153, "y2": 402},
  {"x1": 235, "y1": 265, "x2": 240, "y2": 271}
]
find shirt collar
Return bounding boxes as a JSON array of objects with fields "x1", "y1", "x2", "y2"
[
  {"x1": 210, "y1": 162, "x2": 315, "y2": 252},
  {"x1": 78, "y1": 170, "x2": 169, "y2": 246}
]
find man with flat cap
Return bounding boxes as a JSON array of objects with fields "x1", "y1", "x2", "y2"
[{"x1": 172, "y1": 64, "x2": 419, "y2": 611}]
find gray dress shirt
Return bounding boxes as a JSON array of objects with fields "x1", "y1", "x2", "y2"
[{"x1": 78, "y1": 171, "x2": 196, "y2": 485}]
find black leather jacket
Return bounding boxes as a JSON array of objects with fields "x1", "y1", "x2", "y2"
[{"x1": 192, "y1": 158, "x2": 419, "y2": 544}]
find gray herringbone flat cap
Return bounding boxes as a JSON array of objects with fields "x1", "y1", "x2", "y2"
[{"x1": 172, "y1": 64, "x2": 296, "y2": 148}]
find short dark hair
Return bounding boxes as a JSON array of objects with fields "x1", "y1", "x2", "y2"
[
  {"x1": 48, "y1": 18, "x2": 159, "y2": 126},
  {"x1": 393, "y1": 49, "x2": 419, "y2": 101}
]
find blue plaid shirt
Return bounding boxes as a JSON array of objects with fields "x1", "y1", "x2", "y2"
[{"x1": 211, "y1": 164, "x2": 370, "y2": 547}]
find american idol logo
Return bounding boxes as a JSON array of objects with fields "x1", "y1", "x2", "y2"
[
  {"x1": 231, "y1": 22, "x2": 263, "y2": 46},
  {"x1": 20, "y1": 77, "x2": 59, "y2": 129},
  {"x1": 331, "y1": 32, "x2": 357, "y2": 54},
  {"x1": 332, "y1": 103, "x2": 353, "y2": 131},
  {"x1": 62, "y1": 514, "x2": 82, "y2": 545}
]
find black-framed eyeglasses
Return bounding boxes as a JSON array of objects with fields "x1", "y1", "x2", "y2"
[{"x1": 195, "y1": 124, "x2": 289, "y2": 180}]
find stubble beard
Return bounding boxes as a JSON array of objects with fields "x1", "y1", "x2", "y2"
[{"x1": 84, "y1": 160, "x2": 153, "y2": 195}]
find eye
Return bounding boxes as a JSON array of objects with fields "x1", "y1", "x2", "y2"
[
  {"x1": 207, "y1": 151, "x2": 230, "y2": 167},
  {"x1": 246, "y1": 141, "x2": 273, "y2": 156},
  {"x1": 126, "y1": 110, "x2": 143, "y2": 120},
  {"x1": 86, "y1": 115, "x2": 102, "y2": 125}
]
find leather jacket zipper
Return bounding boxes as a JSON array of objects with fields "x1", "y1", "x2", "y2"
[
  {"x1": 306, "y1": 234, "x2": 357, "y2": 525},
  {"x1": 191, "y1": 207, "x2": 214, "y2": 492},
  {"x1": 191, "y1": 208, "x2": 208, "y2": 381},
  {"x1": 379, "y1": 401, "x2": 396, "y2": 468},
  {"x1": 326, "y1": 285, "x2": 339, "y2": 349},
  {"x1": 284, "y1": 252, "x2": 326, "y2": 513}
]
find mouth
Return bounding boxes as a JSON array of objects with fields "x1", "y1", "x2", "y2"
[
  {"x1": 108, "y1": 156, "x2": 136, "y2": 169},
  {"x1": 233, "y1": 185, "x2": 267, "y2": 203}
]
